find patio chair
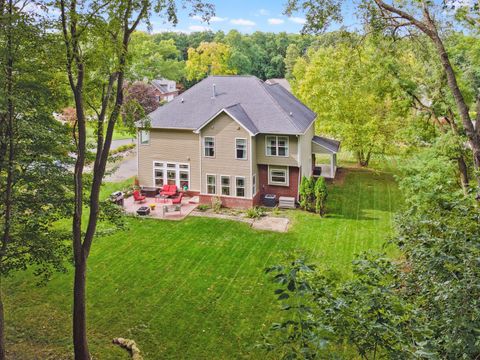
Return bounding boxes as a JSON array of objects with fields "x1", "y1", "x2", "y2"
[
  {"x1": 133, "y1": 190, "x2": 146, "y2": 203},
  {"x1": 171, "y1": 192, "x2": 183, "y2": 205}
]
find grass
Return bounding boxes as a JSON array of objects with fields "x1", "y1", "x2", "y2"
[
  {"x1": 4, "y1": 165, "x2": 401, "y2": 359},
  {"x1": 86, "y1": 122, "x2": 134, "y2": 142}
]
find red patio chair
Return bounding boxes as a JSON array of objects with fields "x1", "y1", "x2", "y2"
[
  {"x1": 133, "y1": 190, "x2": 146, "y2": 203},
  {"x1": 160, "y1": 184, "x2": 178, "y2": 197},
  {"x1": 171, "y1": 192, "x2": 183, "y2": 205}
]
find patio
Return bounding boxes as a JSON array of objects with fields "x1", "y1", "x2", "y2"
[{"x1": 123, "y1": 195, "x2": 198, "y2": 221}]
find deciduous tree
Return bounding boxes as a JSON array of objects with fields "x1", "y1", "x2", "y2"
[{"x1": 185, "y1": 41, "x2": 236, "y2": 81}]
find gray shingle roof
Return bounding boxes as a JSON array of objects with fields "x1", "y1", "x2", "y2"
[
  {"x1": 312, "y1": 135, "x2": 341, "y2": 153},
  {"x1": 147, "y1": 76, "x2": 316, "y2": 134}
]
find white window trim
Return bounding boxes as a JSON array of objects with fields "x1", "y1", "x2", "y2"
[
  {"x1": 252, "y1": 173, "x2": 257, "y2": 197},
  {"x1": 235, "y1": 137, "x2": 248, "y2": 160},
  {"x1": 206, "y1": 173, "x2": 217, "y2": 195},
  {"x1": 152, "y1": 161, "x2": 190, "y2": 189},
  {"x1": 220, "y1": 175, "x2": 231, "y2": 196},
  {"x1": 235, "y1": 176, "x2": 246, "y2": 198},
  {"x1": 140, "y1": 130, "x2": 150, "y2": 145},
  {"x1": 203, "y1": 136, "x2": 216, "y2": 158},
  {"x1": 268, "y1": 166, "x2": 289, "y2": 187},
  {"x1": 265, "y1": 135, "x2": 289, "y2": 157}
]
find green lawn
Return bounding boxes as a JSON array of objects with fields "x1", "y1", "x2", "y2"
[{"x1": 5, "y1": 166, "x2": 401, "y2": 359}]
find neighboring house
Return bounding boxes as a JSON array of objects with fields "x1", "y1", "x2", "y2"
[
  {"x1": 151, "y1": 78, "x2": 179, "y2": 102},
  {"x1": 137, "y1": 75, "x2": 340, "y2": 208},
  {"x1": 265, "y1": 78, "x2": 292, "y2": 93}
]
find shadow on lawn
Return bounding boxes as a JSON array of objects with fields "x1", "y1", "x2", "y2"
[{"x1": 324, "y1": 167, "x2": 400, "y2": 221}]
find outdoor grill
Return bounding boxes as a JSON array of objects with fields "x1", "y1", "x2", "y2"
[{"x1": 110, "y1": 191, "x2": 124, "y2": 207}]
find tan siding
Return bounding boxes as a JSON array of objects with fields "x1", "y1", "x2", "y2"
[
  {"x1": 201, "y1": 113, "x2": 252, "y2": 198},
  {"x1": 299, "y1": 123, "x2": 315, "y2": 178},
  {"x1": 251, "y1": 135, "x2": 258, "y2": 197},
  {"x1": 137, "y1": 129, "x2": 200, "y2": 190},
  {"x1": 256, "y1": 134, "x2": 299, "y2": 167}
]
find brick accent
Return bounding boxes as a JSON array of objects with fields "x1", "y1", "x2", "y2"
[
  {"x1": 199, "y1": 195, "x2": 254, "y2": 209},
  {"x1": 258, "y1": 165, "x2": 300, "y2": 204}
]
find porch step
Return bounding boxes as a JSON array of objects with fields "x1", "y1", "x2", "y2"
[
  {"x1": 189, "y1": 196, "x2": 200, "y2": 204},
  {"x1": 278, "y1": 196, "x2": 295, "y2": 209}
]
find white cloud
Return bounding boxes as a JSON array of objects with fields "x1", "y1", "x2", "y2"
[
  {"x1": 289, "y1": 17, "x2": 306, "y2": 25},
  {"x1": 268, "y1": 18, "x2": 285, "y2": 25},
  {"x1": 230, "y1": 18, "x2": 256, "y2": 26},
  {"x1": 188, "y1": 25, "x2": 210, "y2": 32}
]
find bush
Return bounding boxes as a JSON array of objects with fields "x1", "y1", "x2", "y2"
[
  {"x1": 314, "y1": 177, "x2": 328, "y2": 216},
  {"x1": 299, "y1": 176, "x2": 327, "y2": 215},
  {"x1": 109, "y1": 143, "x2": 135, "y2": 156},
  {"x1": 211, "y1": 196, "x2": 222, "y2": 213},
  {"x1": 245, "y1": 206, "x2": 266, "y2": 219},
  {"x1": 197, "y1": 204, "x2": 209, "y2": 212}
]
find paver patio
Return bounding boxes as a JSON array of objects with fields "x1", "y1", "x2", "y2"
[{"x1": 123, "y1": 195, "x2": 198, "y2": 220}]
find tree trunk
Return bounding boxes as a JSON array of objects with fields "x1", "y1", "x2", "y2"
[
  {"x1": 0, "y1": 279, "x2": 5, "y2": 360},
  {"x1": 457, "y1": 156, "x2": 469, "y2": 194},
  {"x1": 430, "y1": 35, "x2": 480, "y2": 186},
  {"x1": 73, "y1": 255, "x2": 89, "y2": 360}
]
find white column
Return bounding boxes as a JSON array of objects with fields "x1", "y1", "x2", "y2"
[{"x1": 330, "y1": 154, "x2": 335, "y2": 178}]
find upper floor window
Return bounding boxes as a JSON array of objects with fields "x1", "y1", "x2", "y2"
[
  {"x1": 140, "y1": 130, "x2": 150, "y2": 145},
  {"x1": 235, "y1": 138, "x2": 247, "y2": 160},
  {"x1": 204, "y1": 136, "x2": 215, "y2": 157},
  {"x1": 266, "y1": 136, "x2": 289, "y2": 157}
]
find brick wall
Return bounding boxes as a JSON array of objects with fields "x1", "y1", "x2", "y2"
[
  {"x1": 258, "y1": 165, "x2": 300, "y2": 203},
  {"x1": 199, "y1": 195, "x2": 253, "y2": 209}
]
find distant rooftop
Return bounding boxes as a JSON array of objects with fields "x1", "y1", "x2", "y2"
[
  {"x1": 147, "y1": 76, "x2": 316, "y2": 135},
  {"x1": 265, "y1": 78, "x2": 292, "y2": 93}
]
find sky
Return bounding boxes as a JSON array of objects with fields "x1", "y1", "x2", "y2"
[{"x1": 141, "y1": 0, "x2": 359, "y2": 34}]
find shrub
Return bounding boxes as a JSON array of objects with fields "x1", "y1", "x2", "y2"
[
  {"x1": 211, "y1": 196, "x2": 222, "y2": 213},
  {"x1": 109, "y1": 143, "x2": 135, "y2": 155},
  {"x1": 314, "y1": 177, "x2": 328, "y2": 216},
  {"x1": 197, "y1": 204, "x2": 209, "y2": 212},
  {"x1": 245, "y1": 206, "x2": 266, "y2": 219}
]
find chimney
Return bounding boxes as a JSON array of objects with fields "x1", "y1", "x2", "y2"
[{"x1": 212, "y1": 84, "x2": 216, "y2": 99}]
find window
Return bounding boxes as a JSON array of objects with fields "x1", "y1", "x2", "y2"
[
  {"x1": 140, "y1": 130, "x2": 150, "y2": 145},
  {"x1": 235, "y1": 138, "x2": 247, "y2": 160},
  {"x1": 153, "y1": 162, "x2": 190, "y2": 189},
  {"x1": 207, "y1": 175, "x2": 216, "y2": 194},
  {"x1": 266, "y1": 136, "x2": 289, "y2": 157},
  {"x1": 204, "y1": 137, "x2": 215, "y2": 157},
  {"x1": 236, "y1": 177, "x2": 245, "y2": 197},
  {"x1": 154, "y1": 169, "x2": 164, "y2": 186},
  {"x1": 221, "y1": 176, "x2": 230, "y2": 196},
  {"x1": 269, "y1": 167, "x2": 288, "y2": 186},
  {"x1": 252, "y1": 174, "x2": 256, "y2": 196}
]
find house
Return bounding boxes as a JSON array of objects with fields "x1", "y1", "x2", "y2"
[
  {"x1": 137, "y1": 75, "x2": 340, "y2": 208},
  {"x1": 151, "y1": 78, "x2": 179, "y2": 102},
  {"x1": 265, "y1": 78, "x2": 292, "y2": 93}
]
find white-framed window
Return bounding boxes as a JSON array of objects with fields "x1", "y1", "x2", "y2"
[
  {"x1": 207, "y1": 174, "x2": 216, "y2": 194},
  {"x1": 153, "y1": 161, "x2": 190, "y2": 189},
  {"x1": 268, "y1": 166, "x2": 289, "y2": 186},
  {"x1": 235, "y1": 138, "x2": 247, "y2": 160},
  {"x1": 140, "y1": 130, "x2": 150, "y2": 145},
  {"x1": 252, "y1": 174, "x2": 257, "y2": 196},
  {"x1": 204, "y1": 136, "x2": 215, "y2": 157},
  {"x1": 221, "y1": 176, "x2": 230, "y2": 196},
  {"x1": 236, "y1": 177, "x2": 245, "y2": 197},
  {"x1": 266, "y1": 135, "x2": 289, "y2": 157}
]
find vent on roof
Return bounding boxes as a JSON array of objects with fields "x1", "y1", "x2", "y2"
[
  {"x1": 212, "y1": 84, "x2": 216, "y2": 99},
  {"x1": 181, "y1": 98, "x2": 184, "y2": 103},
  {"x1": 289, "y1": 112, "x2": 293, "y2": 116}
]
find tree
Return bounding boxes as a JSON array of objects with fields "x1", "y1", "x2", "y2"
[
  {"x1": 127, "y1": 31, "x2": 184, "y2": 81},
  {"x1": 314, "y1": 177, "x2": 327, "y2": 216},
  {"x1": 0, "y1": 4, "x2": 72, "y2": 359},
  {"x1": 284, "y1": 43, "x2": 301, "y2": 79},
  {"x1": 55, "y1": 0, "x2": 213, "y2": 358},
  {"x1": 299, "y1": 176, "x2": 315, "y2": 211},
  {"x1": 292, "y1": 38, "x2": 408, "y2": 166},
  {"x1": 185, "y1": 41, "x2": 237, "y2": 81},
  {"x1": 285, "y1": 0, "x2": 480, "y2": 188},
  {"x1": 123, "y1": 81, "x2": 159, "y2": 123}
]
